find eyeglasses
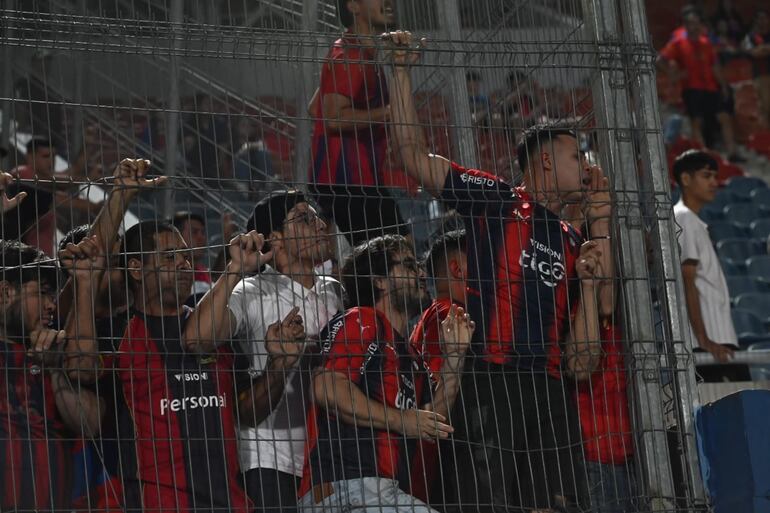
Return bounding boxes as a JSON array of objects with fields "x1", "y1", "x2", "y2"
[{"x1": 389, "y1": 258, "x2": 424, "y2": 274}]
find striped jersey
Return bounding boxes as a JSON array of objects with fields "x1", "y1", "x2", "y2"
[
  {"x1": 310, "y1": 31, "x2": 389, "y2": 186},
  {"x1": 299, "y1": 307, "x2": 434, "y2": 497},
  {"x1": 440, "y1": 162, "x2": 583, "y2": 369}
]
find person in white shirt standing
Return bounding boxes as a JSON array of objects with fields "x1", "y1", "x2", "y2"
[
  {"x1": 673, "y1": 150, "x2": 748, "y2": 381},
  {"x1": 228, "y1": 189, "x2": 343, "y2": 512}
]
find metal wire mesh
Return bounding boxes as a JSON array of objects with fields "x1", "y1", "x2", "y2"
[{"x1": 0, "y1": 0, "x2": 714, "y2": 511}]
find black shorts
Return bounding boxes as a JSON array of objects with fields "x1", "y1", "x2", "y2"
[
  {"x1": 310, "y1": 184, "x2": 409, "y2": 247},
  {"x1": 682, "y1": 89, "x2": 732, "y2": 118},
  {"x1": 439, "y1": 363, "x2": 588, "y2": 512}
]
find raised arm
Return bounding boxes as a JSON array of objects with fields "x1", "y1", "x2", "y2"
[
  {"x1": 0, "y1": 171, "x2": 27, "y2": 212},
  {"x1": 386, "y1": 31, "x2": 450, "y2": 195},
  {"x1": 584, "y1": 165, "x2": 615, "y2": 318},
  {"x1": 423, "y1": 305, "x2": 474, "y2": 419},
  {"x1": 564, "y1": 241, "x2": 604, "y2": 380},
  {"x1": 57, "y1": 159, "x2": 166, "y2": 318},
  {"x1": 183, "y1": 231, "x2": 271, "y2": 353},
  {"x1": 60, "y1": 235, "x2": 105, "y2": 384}
]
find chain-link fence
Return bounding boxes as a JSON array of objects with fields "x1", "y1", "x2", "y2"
[{"x1": 0, "y1": 0, "x2": 711, "y2": 511}]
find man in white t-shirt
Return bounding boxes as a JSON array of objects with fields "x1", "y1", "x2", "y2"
[
  {"x1": 673, "y1": 150, "x2": 747, "y2": 381},
  {"x1": 228, "y1": 190, "x2": 343, "y2": 512}
]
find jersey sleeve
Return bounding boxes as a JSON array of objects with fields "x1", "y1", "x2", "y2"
[
  {"x1": 321, "y1": 309, "x2": 380, "y2": 384},
  {"x1": 440, "y1": 161, "x2": 517, "y2": 216},
  {"x1": 321, "y1": 49, "x2": 366, "y2": 101}
]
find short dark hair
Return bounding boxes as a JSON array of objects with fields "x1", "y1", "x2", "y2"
[
  {"x1": 425, "y1": 230, "x2": 466, "y2": 279},
  {"x1": 342, "y1": 234, "x2": 412, "y2": 308},
  {"x1": 337, "y1": 0, "x2": 354, "y2": 28},
  {"x1": 120, "y1": 221, "x2": 176, "y2": 287},
  {"x1": 247, "y1": 189, "x2": 308, "y2": 251},
  {"x1": 0, "y1": 239, "x2": 59, "y2": 290},
  {"x1": 59, "y1": 224, "x2": 91, "y2": 252},
  {"x1": 681, "y1": 4, "x2": 701, "y2": 20},
  {"x1": 516, "y1": 123, "x2": 577, "y2": 172},
  {"x1": 672, "y1": 149, "x2": 718, "y2": 186},
  {"x1": 171, "y1": 211, "x2": 206, "y2": 232},
  {"x1": 25, "y1": 136, "x2": 54, "y2": 156}
]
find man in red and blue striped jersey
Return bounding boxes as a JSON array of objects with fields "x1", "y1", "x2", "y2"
[{"x1": 387, "y1": 30, "x2": 612, "y2": 512}]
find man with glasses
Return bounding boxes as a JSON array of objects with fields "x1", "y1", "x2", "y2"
[
  {"x1": 228, "y1": 190, "x2": 344, "y2": 512},
  {"x1": 298, "y1": 234, "x2": 474, "y2": 512}
]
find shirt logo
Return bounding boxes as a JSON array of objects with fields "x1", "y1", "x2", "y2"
[
  {"x1": 159, "y1": 394, "x2": 226, "y2": 415},
  {"x1": 394, "y1": 374, "x2": 418, "y2": 410},
  {"x1": 459, "y1": 172, "x2": 496, "y2": 188},
  {"x1": 519, "y1": 238, "x2": 566, "y2": 288},
  {"x1": 173, "y1": 372, "x2": 209, "y2": 382}
]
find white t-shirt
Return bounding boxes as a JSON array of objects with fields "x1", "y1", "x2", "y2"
[
  {"x1": 674, "y1": 201, "x2": 738, "y2": 346},
  {"x1": 228, "y1": 266, "x2": 343, "y2": 476}
]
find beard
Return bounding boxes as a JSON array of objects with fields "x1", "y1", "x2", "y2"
[{"x1": 388, "y1": 279, "x2": 428, "y2": 319}]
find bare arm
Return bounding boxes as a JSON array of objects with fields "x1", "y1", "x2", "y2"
[
  {"x1": 61, "y1": 236, "x2": 104, "y2": 384},
  {"x1": 422, "y1": 305, "x2": 474, "y2": 418},
  {"x1": 236, "y1": 307, "x2": 306, "y2": 426},
  {"x1": 312, "y1": 370, "x2": 453, "y2": 440},
  {"x1": 57, "y1": 159, "x2": 165, "y2": 318},
  {"x1": 388, "y1": 63, "x2": 450, "y2": 195},
  {"x1": 564, "y1": 242, "x2": 604, "y2": 380},
  {"x1": 321, "y1": 93, "x2": 390, "y2": 131},
  {"x1": 28, "y1": 329, "x2": 103, "y2": 435},
  {"x1": 183, "y1": 231, "x2": 271, "y2": 353},
  {"x1": 51, "y1": 370, "x2": 104, "y2": 436},
  {"x1": 682, "y1": 261, "x2": 733, "y2": 362}
]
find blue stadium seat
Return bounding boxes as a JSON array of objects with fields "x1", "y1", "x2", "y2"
[
  {"x1": 735, "y1": 293, "x2": 770, "y2": 326},
  {"x1": 699, "y1": 203, "x2": 725, "y2": 222},
  {"x1": 717, "y1": 238, "x2": 764, "y2": 268},
  {"x1": 750, "y1": 187, "x2": 770, "y2": 211},
  {"x1": 723, "y1": 203, "x2": 761, "y2": 228},
  {"x1": 725, "y1": 176, "x2": 768, "y2": 200},
  {"x1": 708, "y1": 221, "x2": 747, "y2": 242},
  {"x1": 750, "y1": 218, "x2": 770, "y2": 240},
  {"x1": 719, "y1": 257, "x2": 745, "y2": 276},
  {"x1": 747, "y1": 342, "x2": 770, "y2": 381},
  {"x1": 731, "y1": 308, "x2": 770, "y2": 348},
  {"x1": 747, "y1": 255, "x2": 770, "y2": 285},
  {"x1": 726, "y1": 276, "x2": 764, "y2": 299}
]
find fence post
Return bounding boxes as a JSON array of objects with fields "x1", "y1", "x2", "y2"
[
  {"x1": 162, "y1": 0, "x2": 183, "y2": 219},
  {"x1": 581, "y1": 0, "x2": 680, "y2": 510},
  {"x1": 618, "y1": 0, "x2": 708, "y2": 508},
  {"x1": 293, "y1": 0, "x2": 319, "y2": 188},
  {"x1": 435, "y1": 0, "x2": 478, "y2": 168},
  {"x1": 1, "y1": 0, "x2": 17, "y2": 169}
]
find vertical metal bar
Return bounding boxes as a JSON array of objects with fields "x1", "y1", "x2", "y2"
[
  {"x1": 163, "y1": 0, "x2": 183, "y2": 219},
  {"x1": 435, "y1": 0, "x2": 478, "y2": 168},
  {"x1": 1, "y1": 0, "x2": 17, "y2": 168},
  {"x1": 293, "y1": 0, "x2": 319, "y2": 188},
  {"x1": 618, "y1": 0, "x2": 708, "y2": 507},
  {"x1": 581, "y1": 0, "x2": 678, "y2": 510}
]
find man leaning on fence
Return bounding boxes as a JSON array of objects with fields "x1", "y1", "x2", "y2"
[
  {"x1": 228, "y1": 190, "x2": 343, "y2": 512},
  {"x1": 299, "y1": 234, "x2": 474, "y2": 512},
  {"x1": 93, "y1": 219, "x2": 304, "y2": 512},
  {"x1": 386, "y1": 31, "x2": 611, "y2": 512},
  {"x1": 0, "y1": 176, "x2": 103, "y2": 511}
]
